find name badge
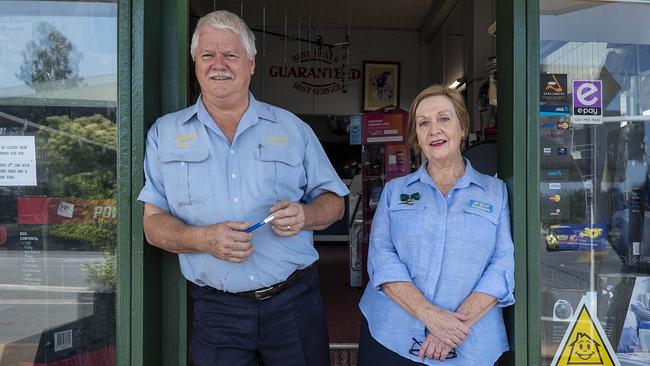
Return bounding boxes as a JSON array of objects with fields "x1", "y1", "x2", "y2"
[{"x1": 469, "y1": 199, "x2": 493, "y2": 213}]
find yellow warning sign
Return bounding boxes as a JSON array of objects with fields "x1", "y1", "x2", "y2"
[{"x1": 551, "y1": 296, "x2": 620, "y2": 366}]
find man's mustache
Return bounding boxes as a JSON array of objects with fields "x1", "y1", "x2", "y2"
[{"x1": 208, "y1": 71, "x2": 234, "y2": 80}]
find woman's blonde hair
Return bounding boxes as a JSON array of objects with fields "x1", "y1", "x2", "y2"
[{"x1": 407, "y1": 84, "x2": 470, "y2": 155}]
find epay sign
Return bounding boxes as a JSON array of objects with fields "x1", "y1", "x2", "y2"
[{"x1": 571, "y1": 80, "x2": 603, "y2": 125}]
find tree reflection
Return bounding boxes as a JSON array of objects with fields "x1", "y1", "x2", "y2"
[{"x1": 16, "y1": 22, "x2": 83, "y2": 92}]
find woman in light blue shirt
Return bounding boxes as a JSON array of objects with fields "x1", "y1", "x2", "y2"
[{"x1": 358, "y1": 85, "x2": 515, "y2": 365}]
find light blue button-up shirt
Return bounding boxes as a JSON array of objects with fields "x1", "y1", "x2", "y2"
[
  {"x1": 138, "y1": 94, "x2": 349, "y2": 292},
  {"x1": 359, "y1": 160, "x2": 515, "y2": 365}
]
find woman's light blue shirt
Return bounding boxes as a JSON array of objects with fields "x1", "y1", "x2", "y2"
[{"x1": 359, "y1": 160, "x2": 515, "y2": 365}]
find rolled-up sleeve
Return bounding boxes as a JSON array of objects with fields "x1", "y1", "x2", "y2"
[
  {"x1": 301, "y1": 126, "x2": 350, "y2": 201},
  {"x1": 137, "y1": 123, "x2": 170, "y2": 212},
  {"x1": 473, "y1": 182, "x2": 515, "y2": 307},
  {"x1": 368, "y1": 184, "x2": 413, "y2": 290}
]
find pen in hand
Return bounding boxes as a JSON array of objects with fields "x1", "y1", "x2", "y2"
[{"x1": 245, "y1": 214, "x2": 276, "y2": 233}]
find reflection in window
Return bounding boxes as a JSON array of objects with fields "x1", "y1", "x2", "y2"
[
  {"x1": 539, "y1": 1, "x2": 650, "y2": 364},
  {"x1": 0, "y1": 1, "x2": 117, "y2": 365}
]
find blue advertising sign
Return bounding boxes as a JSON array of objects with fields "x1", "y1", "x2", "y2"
[
  {"x1": 540, "y1": 104, "x2": 570, "y2": 116},
  {"x1": 349, "y1": 115, "x2": 362, "y2": 145}
]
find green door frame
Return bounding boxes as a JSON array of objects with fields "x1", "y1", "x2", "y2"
[
  {"x1": 496, "y1": 0, "x2": 540, "y2": 365},
  {"x1": 117, "y1": 0, "x2": 190, "y2": 365},
  {"x1": 526, "y1": 0, "x2": 542, "y2": 365},
  {"x1": 117, "y1": 0, "x2": 541, "y2": 365}
]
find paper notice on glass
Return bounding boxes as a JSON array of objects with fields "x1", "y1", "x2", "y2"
[{"x1": 0, "y1": 136, "x2": 37, "y2": 186}]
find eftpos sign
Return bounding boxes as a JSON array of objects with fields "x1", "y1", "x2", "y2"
[{"x1": 571, "y1": 80, "x2": 603, "y2": 125}]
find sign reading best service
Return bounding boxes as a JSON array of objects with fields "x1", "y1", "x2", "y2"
[
  {"x1": 0, "y1": 136, "x2": 37, "y2": 186},
  {"x1": 571, "y1": 80, "x2": 603, "y2": 125}
]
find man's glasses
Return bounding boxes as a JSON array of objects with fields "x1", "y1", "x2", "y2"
[{"x1": 408, "y1": 338, "x2": 457, "y2": 359}]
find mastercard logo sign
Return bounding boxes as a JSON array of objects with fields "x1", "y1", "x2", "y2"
[
  {"x1": 549, "y1": 194, "x2": 561, "y2": 202},
  {"x1": 556, "y1": 121, "x2": 570, "y2": 130}
]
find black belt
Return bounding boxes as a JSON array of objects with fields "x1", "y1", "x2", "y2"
[{"x1": 218, "y1": 265, "x2": 314, "y2": 301}]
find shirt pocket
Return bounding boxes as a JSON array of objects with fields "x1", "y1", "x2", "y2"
[
  {"x1": 462, "y1": 205, "x2": 499, "y2": 255},
  {"x1": 254, "y1": 145, "x2": 306, "y2": 201},
  {"x1": 388, "y1": 203, "x2": 428, "y2": 271},
  {"x1": 158, "y1": 148, "x2": 211, "y2": 206}
]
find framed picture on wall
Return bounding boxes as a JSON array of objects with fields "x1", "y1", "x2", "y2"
[{"x1": 362, "y1": 61, "x2": 400, "y2": 112}]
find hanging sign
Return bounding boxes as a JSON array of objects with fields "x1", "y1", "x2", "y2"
[
  {"x1": 0, "y1": 136, "x2": 37, "y2": 186},
  {"x1": 268, "y1": 50, "x2": 361, "y2": 96},
  {"x1": 551, "y1": 296, "x2": 620, "y2": 366},
  {"x1": 571, "y1": 80, "x2": 603, "y2": 125}
]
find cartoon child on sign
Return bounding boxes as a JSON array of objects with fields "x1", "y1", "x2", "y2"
[{"x1": 568, "y1": 332, "x2": 604, "y2": 364}]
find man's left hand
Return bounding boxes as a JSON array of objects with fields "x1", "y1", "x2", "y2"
[{"x1": 270, "y1": 200, "x2": 305, "y2": 237}]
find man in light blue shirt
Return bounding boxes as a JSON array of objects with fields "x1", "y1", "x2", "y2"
[{"x1": 138, "y1": 10, "x2": 348, "y2": 366}]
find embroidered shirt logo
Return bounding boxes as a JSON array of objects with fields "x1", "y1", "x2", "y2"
[
  {"x1": 175, "y1": 134, "x2": 196, "y2": 142},
  {"x1": 469, "y1": 199, "x2": 493, "y2": 213},
  {"x1": 175, "y1": 133, "x2": 196, "y2": 148},
  {"x1": 265, "y1": 135, "x2": 289, "y2": 145}
]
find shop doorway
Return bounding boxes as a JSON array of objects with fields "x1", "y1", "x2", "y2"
[{"x1": 187, "y1": 0, "x2": 499, "y2": 364}]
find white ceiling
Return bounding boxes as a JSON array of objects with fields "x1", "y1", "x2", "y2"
[
  {"x1": 191, "y1": 0, "x2": 434, "y2": 30},
  {"x1": 190, "y1": 1, "x2": 632, "y2": 31}
]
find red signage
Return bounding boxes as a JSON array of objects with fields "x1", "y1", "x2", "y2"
[
  {"x1": 17, "y1": 196, "x2": 116, "y2": 225},
  {"x1": 361, "y1": 110, "x2": 407, "y2": 144}
]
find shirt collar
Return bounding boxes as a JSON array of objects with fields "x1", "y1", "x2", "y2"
[
  {"x1": 459, "y1": 159, "x2": 487, "y2": 191},
  {"x1": 405, "y1": 158, "x2": 487, "y2": 191},
  {"x1": 247, "y1": 93, "x2": 278, "y2": 124},
  {"x1": 176, "y1": 101, "x2": 199, "y2": 124},
  {"x1": 190, "y1": 92, "x2": 279, "y2": 127}
]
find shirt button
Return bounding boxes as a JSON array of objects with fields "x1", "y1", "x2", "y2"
[
  {"x1": 231, "y1": 173, "x2": 236, "y2": 179},
  {"x1": 229, "y1": 149, "x2": 235, "y2": 154},
  {"x1": 180, "y1": 161, "x2": 186, "y2": 166},
  {"x1": 249, "y1": 275, "x2": 255, "y2": 280},
  {"x1": 234, "y1": 198, "x2": 239, "y2": 203}
]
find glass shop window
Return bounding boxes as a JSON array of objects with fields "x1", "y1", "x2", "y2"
[
  {"x1": 0, "y1": 1, "x2": 117, "y2": 365},
  {"x1": 539, "y1": 1, "x2": 650, "y2": 364}
]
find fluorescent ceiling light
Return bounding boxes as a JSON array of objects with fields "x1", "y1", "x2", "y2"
[{"x1": 449, "y1": 79, "x2": 465, "y2": 90}]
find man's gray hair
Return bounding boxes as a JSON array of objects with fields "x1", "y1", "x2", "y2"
[{"x1": 190, "y1": 10, "x2": 257, "y2": 61}]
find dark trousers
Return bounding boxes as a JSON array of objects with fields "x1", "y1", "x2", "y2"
[
  {"x1": 190, "y1": 268, "x2": 330, "y2": 366},
  {"x1": 357, "y1": 316, "x2": 425, "y2": 366}
]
